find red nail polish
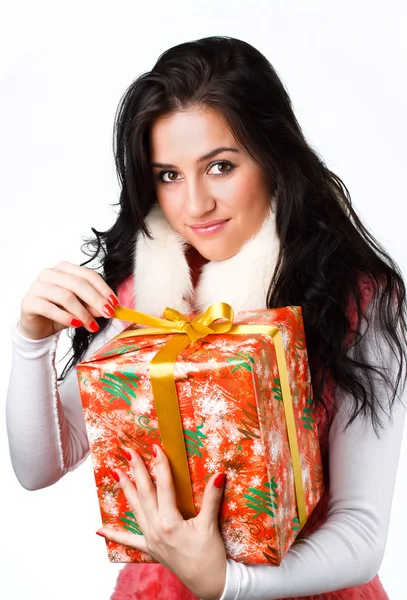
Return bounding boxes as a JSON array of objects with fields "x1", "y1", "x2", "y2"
[
  {"x1": 89, "y1": 320, "x2": 100, "y2": 332},
  {"x1": 102, "y1": 303, "x2": 115, "y2": 317},
  {"x1": 214, "y1": 473, "x2": 226, "y2": 488},
  {"x1": 152, "y1": 445, "x2": 157, "y2": 457},
  {"x1": 96, "y1": 531, "x2": 106, "y2": 538},
  {"x1": 110, "y1": 469, "x2": 120, "y2": 482},
  {"x1": 121, "y1": 449, "x2": 132, "y2": 461},
  {"x1": 108, "y1": 294, "x2": 119, "y2": 307},
  {"x1": 71, "y1": 318, "x2": 83, "y2": 328}
]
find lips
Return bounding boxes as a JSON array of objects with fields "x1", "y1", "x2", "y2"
[{"x1": 189, "y1": 219, "x2": 229, "y2": 229}]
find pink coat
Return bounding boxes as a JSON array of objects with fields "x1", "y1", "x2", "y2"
[{"x1": 109, "y1": 261, "x2": 388, "y2": 600}]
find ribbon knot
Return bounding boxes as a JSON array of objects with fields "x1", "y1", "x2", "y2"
[
  {"x1": 160, "y1": 303, "x2": 235, "y2": 343},
  {"x1": 162, "y1": 306, "x2": 230, "y2": 343}
]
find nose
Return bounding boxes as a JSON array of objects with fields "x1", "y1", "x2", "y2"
[{"x1": 183, "y1": 178, "x2": 216, "y2": 218}]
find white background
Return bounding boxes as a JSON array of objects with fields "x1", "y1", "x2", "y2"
[{"x1": 1, "y1": 1, "x2": 406, "y2": 598}]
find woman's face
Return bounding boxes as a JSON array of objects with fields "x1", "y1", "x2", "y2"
[{"x1": 150, "y1": 105, "x2": 271, "y2": 260}]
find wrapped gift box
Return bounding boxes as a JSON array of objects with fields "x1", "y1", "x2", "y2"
[{"x1": 76, "y1": 304, "x2": 324, "y2": 565}]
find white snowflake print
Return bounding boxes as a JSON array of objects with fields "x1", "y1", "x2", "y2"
[
  {"x1": 249, "y1": 475, "x2": 262, "y2": 487},
  {"x1": 227, "y1": 429, "x2": 240, "y2": 443},
  {"x1": 255, "y1": 361, "x2": 265, "y2": 378},
  {"x1": 86, "y1": 422, "x2": 106, "y2": 444},
  {"x1": 195, "y1": 382, "x2": 228, "y2": 420},
  {"x1": 136, "y1": 395, "x2": 153, "y2": 414},
  {"x1": 234, "y1": 484, "x2": 243, "y2": 494},
  {"x1": 300, "y1": 456, "x2": 310, "y2": 487},
  {"x1": 206, "y1": 432, "x2": 222, "y2": 449},
  {"x1": 105, "y1": 455, "x2": 118, "y2": 470},
  {"x1": 226, "y1": 467, "x2": 238, "y2": 481},
  {"x1": 267, "y1": 429, "x2": 284, "y2": 462},
  {"x1": 205, "y1": 458, "x2": 221, "y2": 472},
  {"x1": 183, "y1": 381, "x2": 193, "y2": 396},
  {"x1": 280, "y1": 505, "x2": 291, "y2": 524},
  {"x1": 102, "y1": 476, "x2": 112, "y2": 486},
  {"x1": 102, "y1": 491, "x2": 119, "y2": 516},
  {"x1": 281, "y1": 329, "x2": 289, "y2": 348},
  {"x1": 223, "y1": 449, "x2": 235, "y2": 461},
  {"x1": 288, "y1": 356, "x2": 296, "y2": 375},
  {"x1": 228, "y1": 501, "x2": 237, "y2": 511},
  {"x1": 252, "y1": 439, "x2": 265, "y2": 456},
  {"x1": 223, "y1": 525, "x2": 250, "y2": 557}
]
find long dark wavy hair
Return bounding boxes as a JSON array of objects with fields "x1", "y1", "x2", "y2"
[{"x1": 58, "y1": 35, "x2": 407, "y2": 435}]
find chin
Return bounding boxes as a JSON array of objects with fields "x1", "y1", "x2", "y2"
[{"x1": 197, "y1": 247, "x2": 238, "y2": 261}]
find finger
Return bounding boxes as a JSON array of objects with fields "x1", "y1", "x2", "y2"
[
  {"x1": 196, "y1": 472, "x2": 226, "y2": 527},
  {"x1": 120, "y1": 448, "x2": 158, "y2": 513},
  {"x1": 38, "y1": 265, "x2": 117, "y2": 315},
  {"x1": 28, "y1": 281, "x2": 105, "y2": 333},
  {"x1": 52, "y1": 260, "x2": 119, "y2": 306},
  {"x1": 96, "y1": 527, "x2": 149, "y2": 553},
  {"x1": 152, "y1": 444, "x2": 180, "y2": 521},
  {"x1": 111, "y1": 468, "x2": 141, "y2": 511}
]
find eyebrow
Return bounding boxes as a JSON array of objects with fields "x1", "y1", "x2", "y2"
[{"x1": 151, "y1": 146, "x2": 240, "y2": 169}]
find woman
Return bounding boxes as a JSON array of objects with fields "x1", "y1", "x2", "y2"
[{"x1": 6, "y1": 36, "x2": 407, "y2": 599}]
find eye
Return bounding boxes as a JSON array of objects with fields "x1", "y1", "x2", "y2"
[
  {"x1": 207, "y1": 160, "x2": 235, "y2": 176},
  {"x1": 157, "y1": 170, "x2": 179, "y2": 184}
]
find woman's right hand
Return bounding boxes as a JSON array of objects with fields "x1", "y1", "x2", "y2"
[{"x1": 17, "y1": 261, "x2": 120, "y2": 340}]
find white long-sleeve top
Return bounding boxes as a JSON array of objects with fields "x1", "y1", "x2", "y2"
[{"x1": 5, "y1": 315, "x2": 406, "y2": 599}]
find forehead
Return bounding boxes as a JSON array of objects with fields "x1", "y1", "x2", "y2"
[{"x1": 150, "y1": 106, "x2": 237, "y2": 161}]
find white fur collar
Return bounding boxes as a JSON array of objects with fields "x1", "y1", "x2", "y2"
[{"x1": 132, "y1": 203, "x2": 280, "y2": 317}]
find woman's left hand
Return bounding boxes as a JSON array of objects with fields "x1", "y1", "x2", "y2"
[{"x1": 97, "y1": 444, "x2": 227, "y2": 600}]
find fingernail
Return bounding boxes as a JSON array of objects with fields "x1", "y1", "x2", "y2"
[
  {"x1": 110, "y1": 469, "x2": 120, "y2": 482},
  {"x1": 96, "y1": 531, "x2": 106, "y2": 538},
  {"x1": 89, "y1": 320, "x2": 100, "y2": 332},
  {"x1": 108, "y1": 294, "x2": 119, "y2": 307},
  {"x1": 152, "y1": 445, "x2": 158, "y2": 457},
  {"x1": 102, "y1": 303, "x2": 115, "y2": 317},
  {"x1": 214, "y1": 473, "x2": 226, "y2": 488},
  {"x1": 121, "y1": 448, "x2": 132, "y2": 461},
  {"x1": 71, "y1": 318, "x2": 83, "y2": 328}
]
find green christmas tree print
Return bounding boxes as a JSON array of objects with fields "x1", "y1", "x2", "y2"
[
  {"x1": 99, "y1": 343, "x2": 140, "y2": 357},
  {"x1": 226, "y1": 351, "x2": 255, "y2": 372},
  {"x1": 262, "y1": 543, "x2": 280, "y2": 565},
  {"x1": 238, "y1": 402, "x2": 261, "y2": 441},
  {"x1": 119, "y1": 510, "x2": 143, "y2": 535},
  {"x1": 243, "y1": 477, "x2": 278, "y2": 518},
  {"x1": 301, "y1": 393, "x2": 315, "y2": 432},
  {"x1": 291, "y1": 516, "x2": 301, "y2": 533},
  {"x1": 272, "y1": 377, "x2": 283, "y2": 402},
  {"x1": 100, "y1": 371, "x2": 140, "y2": 407},
  {"x1": 184, "y1": 422, "x2": 206, "y2": 458}
]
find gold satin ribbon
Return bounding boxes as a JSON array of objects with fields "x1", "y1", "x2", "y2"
[{"x1": 110, "y1": 302, "x2": 306, "y2": 528}]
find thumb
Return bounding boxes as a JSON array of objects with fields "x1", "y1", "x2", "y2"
[{"x1": 198, "y1": 472, "x2": 226, "y2": 525}]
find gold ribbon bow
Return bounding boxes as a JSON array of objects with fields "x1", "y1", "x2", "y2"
[{"x1": 110, "y1": 302, "x2": 306, "y2": 529}]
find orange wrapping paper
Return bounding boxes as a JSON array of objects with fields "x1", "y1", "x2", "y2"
[{"x1": 76, "y1": 306, "x2": 324, "y2": 565}]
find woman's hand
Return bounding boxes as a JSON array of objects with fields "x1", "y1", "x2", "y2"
[
  {"x1": 97, "y1": 444, "x2": 227, "y2": 600},
  {"x1": 18, "y1": 260, "x2": 119, "y2": 340}
]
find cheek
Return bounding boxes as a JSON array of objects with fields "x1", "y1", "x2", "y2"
[
  {"x1": 157, "y1": 197, "x2": 183, "y2": 229},
  {"x1": 241, "y1": 174, "x2": 270, "y2": 212}
]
